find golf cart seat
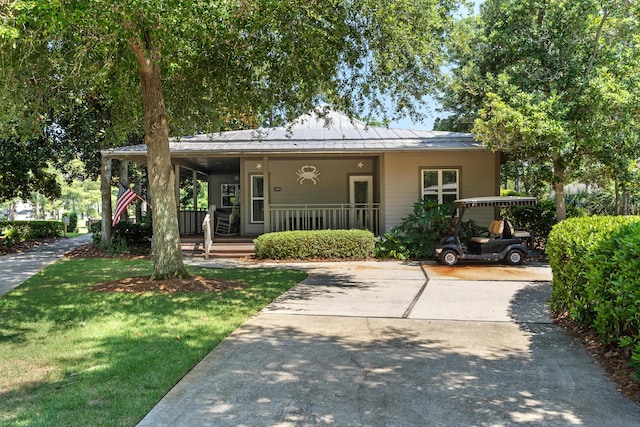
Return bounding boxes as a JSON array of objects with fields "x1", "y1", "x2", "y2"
[
  {"x1": 470, "y1": 220, "x2": 504, "y2": 244},
  {"x1": 504, "y1": 220, "x2": 531, "y2": 239}
]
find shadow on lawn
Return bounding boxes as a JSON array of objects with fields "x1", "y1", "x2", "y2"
[
  {"x1": 0, "y1": 258, "x2": 304, "y2": 341},
  {"x1": 0, "y1": 259, "x2": 306, "y2": 426}
]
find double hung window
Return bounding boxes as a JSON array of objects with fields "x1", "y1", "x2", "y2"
[{"x1": 422, "y1": 169, "x2": 459, "y2": 204}]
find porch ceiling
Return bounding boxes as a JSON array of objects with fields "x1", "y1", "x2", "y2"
[{"x1": 174, "y1": 156, "x2": 240, "y2": 175}]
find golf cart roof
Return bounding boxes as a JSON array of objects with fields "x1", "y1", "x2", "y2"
[{"x1": 454, "y1": 196, "x2": 538, "y2": 208}]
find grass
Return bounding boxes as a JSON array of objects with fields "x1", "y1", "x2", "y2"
[{"x1": 0, "y1": 258, "x2": 306, "y2": 426}]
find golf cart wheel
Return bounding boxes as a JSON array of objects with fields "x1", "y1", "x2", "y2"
[
  {"x1": 505, "y1": 249, "x2": 524, "y2": 265},
  {"x1": 440, "y1": 249, "x2": 458, "y2": 266}
]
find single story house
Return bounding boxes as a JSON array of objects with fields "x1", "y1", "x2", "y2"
[{"x1": 102, "y1": 108, "x2": 500, "y2": 236}]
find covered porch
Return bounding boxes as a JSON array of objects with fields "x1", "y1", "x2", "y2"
[{"x1": 173, "y1": 154, "x2": 382, "y2": 237}]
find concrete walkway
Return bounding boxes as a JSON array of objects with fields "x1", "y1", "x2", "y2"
[
  {"x1": 0, "y1": 234, "x2": 92, "y2": 297},
  {"x1": 139, "y1": 260, "x2": 640, "y2": 426}
]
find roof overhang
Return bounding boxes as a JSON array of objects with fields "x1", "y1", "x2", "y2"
[{"x1": 101, "y1": 108, "x2": 489, "y2": 173}]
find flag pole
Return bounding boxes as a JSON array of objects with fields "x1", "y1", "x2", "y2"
[{"x1": 135, "y1": 193, "x2": 152, "y2": 208}]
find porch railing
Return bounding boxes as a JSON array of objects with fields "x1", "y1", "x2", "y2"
[
  {"x1": 179, "y1": 209, "x2": 207, "y2": 235},
  {"x1": 201, "y1": 206, "x2": 216, "y2": 260},
  {"x1": 269, "y1": 204, "x2": 380, "y2": 235}
]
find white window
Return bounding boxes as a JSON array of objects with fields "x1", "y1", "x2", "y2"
[
  {"x1": 221, "y1": 183, "x2": 240, "y2": 208},
  {"x1": 251, "y1": 175, "x2": 264, "y2": 223},
  {"x1": 422, "y1": 169, "x2": 459, "y2": 204}
]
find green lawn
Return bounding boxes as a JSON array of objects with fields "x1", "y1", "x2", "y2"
[{"x1": 0, "y1": 258, "x2": 306, "y2": 426}]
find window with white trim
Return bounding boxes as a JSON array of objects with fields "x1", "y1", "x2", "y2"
[
  {"x1": 422, "y1": 169, "x2": 459, "y2": 204},
  {"x1": 251, "y1": 175, "x2": 264, "y2": 223},
  {"x1": 221, "y1": 183, "x2": 240, "y2": 208}
]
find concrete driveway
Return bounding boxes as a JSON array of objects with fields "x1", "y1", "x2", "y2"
[
  {"x1": 0, "y1": 234, "x2": 93, "y2": 298},
  {"x1": 138, "y1": 260, "x2": 640, "y2": 426}
]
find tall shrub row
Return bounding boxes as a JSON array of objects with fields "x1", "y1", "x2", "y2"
[
  {"x1": 0, "y1": 220, "x2": 63, "y2": 246},
  {"x1": 547, "y1": 216, "x2": 640, "y2": 378}
]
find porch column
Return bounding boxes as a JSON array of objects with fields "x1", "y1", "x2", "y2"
[
  {"x1": 120, "y1": 161, "x2": 129, "y2": 222},
  {"x1": 174, "y1": 164, "x2": 181, "y2": 207},
  {"x1": 174, "y1": 164, "x2": 181, "y2": 234},
  {"x1": 263, "y1": 155, "x2": 270, "y2": 233},
  {"x1": 192, "y1": 169, "x2": 198, "y2": 211}
]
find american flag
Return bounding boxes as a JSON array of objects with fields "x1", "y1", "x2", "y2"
[{"x1": 112, "y1": 183, "x2": 138, "y2": 226}]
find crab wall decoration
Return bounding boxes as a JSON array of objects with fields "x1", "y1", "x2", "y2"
[{"x1": 296, "y1": 164, "x2": 320, "y2": 185}]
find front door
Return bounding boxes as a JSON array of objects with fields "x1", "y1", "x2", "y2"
[{"x1": 349, "y1": 176, "x2": 373, "y2": 229}]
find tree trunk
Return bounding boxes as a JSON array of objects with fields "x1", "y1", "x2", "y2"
[
  {"x1": 623, "y1": 190, "x2": 630, "y2": 216},
  {"x1": 100, "y1": 156, "x2": 113, "y2": 244},
  {"x1": 614, "y1": 178, "x2": 620, "y2": 215},
  {"x1": 133, "y1": 42, "x2": 188, "y2": 279},
  {"x1": 552, "y1": 155, "x2": 567, "y2": 222}
]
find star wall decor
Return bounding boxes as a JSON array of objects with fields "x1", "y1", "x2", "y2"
[
  {"x1": 256, "y1": 162, "x2": 263, "y2": 170},
  {"x1": 357, "y1": 161, "x2": 364, "y2": 168}
]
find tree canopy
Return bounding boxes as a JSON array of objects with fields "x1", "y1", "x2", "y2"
[
  {"x1": 437, "y1": 0, "x2": 640, "y2": 220},
  {"x1": 1, "y1": 0, "x2": 463, "y2": 277}
]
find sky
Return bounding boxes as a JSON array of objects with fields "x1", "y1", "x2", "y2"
[{"x1": 387, "y1": 0, "x2": 482, "y2": 131}]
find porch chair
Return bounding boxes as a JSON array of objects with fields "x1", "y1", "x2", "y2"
[{"x1": 215, "y1": 203, "x2": 239, "y2": 235}]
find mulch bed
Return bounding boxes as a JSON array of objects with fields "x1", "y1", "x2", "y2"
[
  {"x1": 64, "y1": 242, "x2": 245, "y2": 293},
  {"x1": 65, "y1": 242, "x2": 150, "y2": 259},
  {"x1": 91, "y1": 275, "x2": 245, "y2": 294}
]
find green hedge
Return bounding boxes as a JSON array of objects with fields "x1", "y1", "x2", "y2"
[
  {"x1": 90, "y1": 220, "x2": 152, "y2": 250},
  {"x1": 0, "y1": 220, "x2": 64, "y2": 246},
  {"x1": 254, "y1": 229, "x2": 375, "y2": 260},
  {"x1": 547, "y1": 215, "x2": 640, "y2": 378}
]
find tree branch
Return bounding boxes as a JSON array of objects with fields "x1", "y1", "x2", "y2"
[{"x1": 584, "y1": 9, "x2": 609, "y2": 80}]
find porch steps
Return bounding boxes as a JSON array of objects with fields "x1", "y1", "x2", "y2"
[{"x1": 180, "y1": 235, "x2": 256, "y2": 259}]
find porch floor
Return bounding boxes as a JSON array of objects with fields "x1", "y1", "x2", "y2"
[{"x1": 180, "y1": 234, "x2": 256, "y2": 259}]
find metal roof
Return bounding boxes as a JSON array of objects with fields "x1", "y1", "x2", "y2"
[{"x1": 102, "y1": 109, "x2": 484, "y2": 160}]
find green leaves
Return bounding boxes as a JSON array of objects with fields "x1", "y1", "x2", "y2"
[
  {"x1": 547, "y1": 215, "x2": 640, "y2": 383},
  {"x1": 462, "y1": 0, "x2": 640, "y2": 219},
  {"x1": 254, "y1": 229, "x2": 375, "y2": 260},
  {"x1": 375, "y1": 199, "x2": 456, "y2": 259}
]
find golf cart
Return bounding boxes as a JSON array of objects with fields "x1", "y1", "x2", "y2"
[{"x1": 434, "y1": 196, "x2": 538, "y2": 266}]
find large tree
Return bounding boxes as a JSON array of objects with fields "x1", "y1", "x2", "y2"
[
  {"x1": 2, "y1": 0, "x2": 461, "y2": 278},
  {"x1": 438, "y1": 0, "x2": 640, "y2": 221}
]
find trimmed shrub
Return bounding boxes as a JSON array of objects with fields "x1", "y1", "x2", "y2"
[
  {"x1": 68, "y1": 212, "x2": 78, "y2": 232},
  {"x1": 89, "y1": 220, "x2": 152, "y2": 252},
  {"x1": 254, "y1": 229, "x2": 375, "y2": 260},
  {"x1": 113, "y1": 221, "x2": 152, "y2": 247},
  {"x1": 547, "y1": 215, "x2": 640, "y2": 379},
  {"x1": 90, "y1": 220, "x2": 102, "y2": 245},
  {"x1": 546, "y1": 216, "x2": 640, "y2": 322},
  {"x1": 582, "y1": 222, "x2": 640, "y2": 354}
]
